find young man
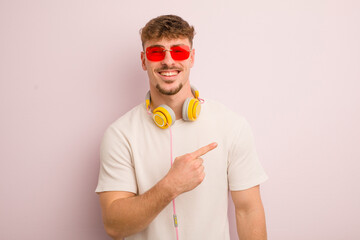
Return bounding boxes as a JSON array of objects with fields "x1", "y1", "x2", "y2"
[{"x1": 96, "y1": 15, "x2": 268, "y2": 240}]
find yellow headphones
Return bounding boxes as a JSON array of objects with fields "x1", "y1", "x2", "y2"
[{"x1": 145, "y1": 86, "x2": 201, "y2": 129}]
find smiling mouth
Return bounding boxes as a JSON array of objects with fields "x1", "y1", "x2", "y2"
[{"x1": 159, "y1": 70, "x2": 180, "y2": 77}]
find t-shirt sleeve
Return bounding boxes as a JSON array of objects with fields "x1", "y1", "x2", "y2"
[
  {"x1": 95, "y1": 125, "x2": 138, "y2": 193},
  {"x1": 227, "y1": 118, "x2": 268, "y2": 191}
]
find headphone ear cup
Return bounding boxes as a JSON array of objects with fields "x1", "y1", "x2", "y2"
[
  {"x1": 182, "y1": 98, "x2": 201, "y2": 121},
  {"x1": 152, "y1": 105, "x2": 175, "y2": 129}
]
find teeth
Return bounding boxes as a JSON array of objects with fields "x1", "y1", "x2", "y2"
[{"x1": 160, "y1": 71, "x2": 178, "y2": 76}]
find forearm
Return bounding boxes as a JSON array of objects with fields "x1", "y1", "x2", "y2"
[
  {"x1": 236, "y1": 207, "x2": 267, "y2": 240},
  {"x1": 101, "y1": 143, "x2": 216, "y2": 239},
  {"x1": 103, "y1": 178, "x2": 176, "y2": 239}
]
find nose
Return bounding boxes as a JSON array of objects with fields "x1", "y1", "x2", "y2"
[{"x1": 161, "y1": 50, "x2": 175, "y2": 66}]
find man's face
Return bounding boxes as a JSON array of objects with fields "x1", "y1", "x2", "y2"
[{"x1": 141, "y1": 38, "x2": 195, "y2": 96}]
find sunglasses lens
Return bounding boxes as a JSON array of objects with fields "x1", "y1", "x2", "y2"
[
  {"x1": 145, "y1": 45, "x2": 191, "y2": 61},
  {"x1": 170, "y1": 46, "x2": 190, "y2": 60},
  {"x1": 146, "y1": 47, "x2": 165, "y2": 61}
]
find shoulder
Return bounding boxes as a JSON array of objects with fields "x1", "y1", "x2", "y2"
[
  {"x1": 112, "y1": 103, "x2": 145, "y2": 125},
  {"x1": 104, "y1": 103, "x2": 148, "y2": 138}
]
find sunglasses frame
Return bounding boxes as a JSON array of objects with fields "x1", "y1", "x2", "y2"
[{"x1": 145, "y1": 45, "x2": 192, "y2": 62}]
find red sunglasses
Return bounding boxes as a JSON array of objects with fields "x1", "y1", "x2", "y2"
[{"x1": 145, "y1": 45, "x2": 191, "y2": 61}]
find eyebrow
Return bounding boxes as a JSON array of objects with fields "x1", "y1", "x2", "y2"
[{"x1": 148, "y1": 44, "x2": 188, "y2": 48}]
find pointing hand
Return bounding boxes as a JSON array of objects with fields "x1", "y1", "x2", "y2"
[{"x1": 165, "y1": 142, "x2": 218, "y2": 196}]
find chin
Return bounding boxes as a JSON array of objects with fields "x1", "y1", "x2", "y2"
[{"x1": 156, "y1": 83, "x2": 183, "y2": 96}]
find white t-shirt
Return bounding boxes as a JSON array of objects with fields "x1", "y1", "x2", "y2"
[{"x1": 96, "y1": 99, "x2": 268, "y2": 240}]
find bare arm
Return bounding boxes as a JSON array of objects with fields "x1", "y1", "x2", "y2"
[
  {"x1": 99, "y1": 179, "x2": 175, "y2": 239},
  {"x1": 99, "y1": 142, "x2": 218, "y2": 239},
  {"x1": 231, "y1": 185, "x2": 267, "y2": 240}
]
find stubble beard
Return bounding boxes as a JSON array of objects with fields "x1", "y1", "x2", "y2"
[
  {"x1": 154, "y1": 64, "x2": 184, "y2": 96},
  {"x1": 156, "y1": 83, "x2": 183, "y2": 96}
]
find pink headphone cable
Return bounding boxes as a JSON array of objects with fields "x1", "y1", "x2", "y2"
[
  {"x1": 169, "y1": 98, "x2": 204, "y2": 240},
  {"x1": 166, "y1": 98, "x2": 206, "y2": 240},
  {"x1": 169, "y1": 125, "x2": 180, "y2": 240},
  {"x1": 147, "y1": 108, "x2": 179, "y2": 239},
  {"x1": 147, "y1": 98, "x2": 206, "y2": 240}
]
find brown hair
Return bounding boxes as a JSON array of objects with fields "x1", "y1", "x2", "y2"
[{"x1": 140, "y1": 15, "x2": 195, "y2": 48}]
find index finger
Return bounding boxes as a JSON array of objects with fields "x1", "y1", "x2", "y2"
[{"x1": 191, "y1": 142, "x2": 218, "y2": 158}]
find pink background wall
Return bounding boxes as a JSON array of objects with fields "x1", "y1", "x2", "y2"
[{"x1": 1, "y1": 0, "x2": 359, "y2": 239}]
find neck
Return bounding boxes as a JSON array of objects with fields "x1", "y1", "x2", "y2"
[{"x1": 149, "y1": 82, "x2": 193, "y2": 120}]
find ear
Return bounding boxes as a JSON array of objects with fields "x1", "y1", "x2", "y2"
[
  {"x1": 190, "y1": 49, "x2": 195, "y2": 68},
  {"x1": 141, "y1": 51, "x2": 147, "y2": 70}
]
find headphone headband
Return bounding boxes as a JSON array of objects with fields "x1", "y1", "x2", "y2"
[
  {"x1": 145, "y1": 86, "x2": 199, "y2": 111},
  {"x1": 145, "y1": 86, "x2": 201, "y2": 129}
]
